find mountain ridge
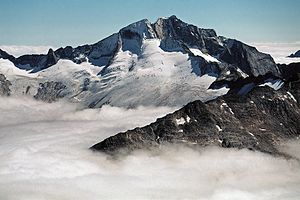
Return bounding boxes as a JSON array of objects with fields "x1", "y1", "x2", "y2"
[
  {"x1": 91, "y1": 73, "x2": 300, "y2": 157},
  {"x1": 0, "y1": 15, "x2": 292, "y2": 108}
]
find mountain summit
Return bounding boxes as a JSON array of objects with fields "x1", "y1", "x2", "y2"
[{"x1": 0, "y1": 16, "x2": 285, "y2": 108}]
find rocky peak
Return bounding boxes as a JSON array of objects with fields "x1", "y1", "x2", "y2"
[
  {"x1": 45, "y1": 48, "x2": 59, "y2": 68},
  {"x1": 152, "y1": 15, "x2": 220, "y2": 52},
  {"x1": 154, "y1": 15, "x2": 217, "y2": 39},
  {"x1": 120, "y1": 19, "x2": 156, "y2": 40},
  {"x1": 0, "y1": 49, "x2": 15, "y2": 62}
]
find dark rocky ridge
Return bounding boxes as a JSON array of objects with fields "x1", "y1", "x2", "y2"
[
  {"x1": 91, "y1": 76, "x2": 300, "y2": 156},
  {"x1": 288, "y1": 50, "x2": 300, "y2": 58}
]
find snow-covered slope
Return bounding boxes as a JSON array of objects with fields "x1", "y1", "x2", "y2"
[
  {"x1": 0, "y1": 16, "x2": 283, "y2": 108},
  {"x1": 85, "y1": 39, "x2": 228, "y2": 107}
]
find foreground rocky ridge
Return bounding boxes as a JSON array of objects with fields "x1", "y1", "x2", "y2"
[{"x1": 91, "y1": 75, "x2": 300, "y2": 156}]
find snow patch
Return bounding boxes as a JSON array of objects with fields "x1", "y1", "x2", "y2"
[
  {"x1": 237, "y1": 68, "x2": 249, "y2": 78},
  {"x1": 248, "y1": 132, "x2": 255, "y2": 137},
  {"x1": 176, "y1": 116, "x2": 191, "y2": 125},
  {"x1": 189, "y1": 48, "x2": 220, "y2": 63},
  {"x1": 259, "y1": 79, "x2": 284, "y2": 90},
  {"x1": 176, "y1": 117, "x2": 186, "y2": 125},
  {"x1": 221, "y1": 102, "x2": 234, "y2": 115},
  {"x1": 287, "y1": 92, "x2": 297, "y2": 102},
  {"x1": 186, "y1": 115, "x2": 191, "y2": 123},
  {"x1": 216, "y1": 125, "x2": 223, "y2": 132}
]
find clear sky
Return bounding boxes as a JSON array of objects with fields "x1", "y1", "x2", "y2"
[{"x1": 0, "y1": 0, "x2": 299, "y2": 47}]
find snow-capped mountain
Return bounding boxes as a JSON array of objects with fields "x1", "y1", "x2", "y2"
[{"x1": 0, "y1": 15, "x2": 284, "y2": 108}]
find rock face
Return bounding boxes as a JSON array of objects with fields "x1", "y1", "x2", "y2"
[
  {"x1": 288, "y1": 50, "x2": 300, "y2": 58},
  {"x1": 219, "y1": 39, "x2": 280, "y2": 77},
  {"x1": 0, "y1": 49, "x2": 15, "y2": 61},
  {"x1": 34, "y1": 81, "x2": 67, "y2": 103},
  {"x1": 0, "y1": 74, "x2": 12, "y2": 96},
  {"x1": 91, "y1": 78, "x2": 300, "y2": 156},
  {"x1": 278, "y1": 62, "x2": 300, "y2": 81}
]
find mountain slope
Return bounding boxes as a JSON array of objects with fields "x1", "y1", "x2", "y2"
[{"x1": 91, "y1": 76, "x2": 300, "y2": 157}]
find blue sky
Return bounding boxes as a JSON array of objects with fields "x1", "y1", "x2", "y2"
[{"x1": 0, "y1": 0, "x2": 299, "y2": 47}]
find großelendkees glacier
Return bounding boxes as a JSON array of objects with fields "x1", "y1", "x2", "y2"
[{"x1": 0, "y1": 11, "x2": 300, "y2": 200}]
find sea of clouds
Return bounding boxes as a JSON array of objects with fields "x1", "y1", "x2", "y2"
[
  {"x1": 0, "y1": 45, "x2": 55, "y2": 57},
  {"x1": 0, "y1": 97, "x2": 299, "y2": 200},
  {"x1": 250, "y1": 42, "x2": 300, "y2": 64}
]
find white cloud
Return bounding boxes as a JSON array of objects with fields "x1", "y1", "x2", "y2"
[
  {"x1": 250, "y1": 42, "x2": 300, "y2": 64},
  {"x1": 0, "y1": 97, "x2": 299, "y2": 200},
  {"x1": 0, "y1": 45, "x2": 55, "y2": 57}
]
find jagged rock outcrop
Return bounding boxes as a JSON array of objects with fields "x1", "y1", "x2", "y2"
[
  {"x1": 34, "y1": 81, "x2": 67, "y2": 103},
  {"x1": 91, "y1": 78, "x2": 300, "y2": 156},
  {"x1": 288, "y1": 50, "x2": 300, "y2": 58},
  {"x1": 15, "y1": 48, "x2": 59, "y2": 72},
  {"x1": 0, "y1": 49, "x2": 15, "y2": 61},
  {"x1": 0, "y1": 74, "x2": 12, "y2": 96}
]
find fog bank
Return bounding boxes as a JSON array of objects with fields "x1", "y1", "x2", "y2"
[{"x1": 0, "y1": 97, "x2": 299, "y2": 200}]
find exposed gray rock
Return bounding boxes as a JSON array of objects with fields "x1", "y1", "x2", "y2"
[
  {"x1": 153, "y1": 15, "x2": 221, "y2": 54},
  {"x1": 91, "y1": 79, "x2": 300, "y2": 157},
  {"x1": 0, "y1": 74, "x2": 12, "y2": 96},
  {"x1": 219, "y1": 39, "x2": 280, "y2": 77},
  {"x1": 34, "y1": 81, "x2": 67, "y2": 103}
]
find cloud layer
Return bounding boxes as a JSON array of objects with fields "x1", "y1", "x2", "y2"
[
  {"x1": 0, "y1": 45, "x2": 55, "y2": 57},
  {"x1": 0, "y1": 97, "x2": 299, "y2": 200},
  {"x1": 251, "y1": 42, "x2": 300, "y2": 64}
]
